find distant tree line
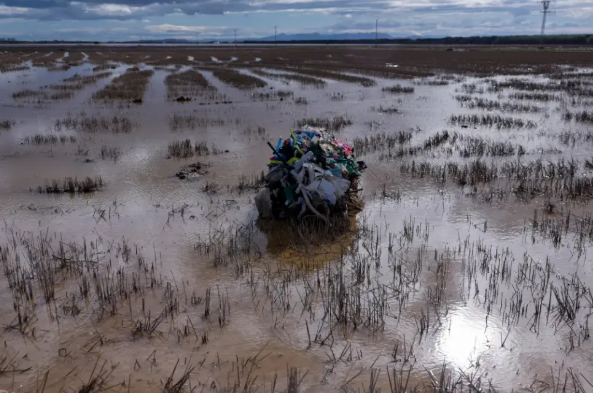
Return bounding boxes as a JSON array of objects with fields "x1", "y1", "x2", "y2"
[
  {"x1": 245, "y1": 34, "x2": 593, "y2": 46},
  {"x1": 3, "y1": 34, "x2": 593, "y2": 46},
  {"x1": 409, "y1": 34, "x2": 593, "y2": 45}
]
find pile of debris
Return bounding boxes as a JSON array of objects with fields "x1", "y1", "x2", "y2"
[
  {"x1": 175, "y1": 161, "x2": 209, "y2": 180},
  {"x1": 255, "y1": 126, "x2": 365, "y2": 223}
]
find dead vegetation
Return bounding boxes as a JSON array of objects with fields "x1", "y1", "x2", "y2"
[
  {"x1": 487, "y1": 78, "x2": 593, "y2": 98},
  {"x1": 210, "y1": 68, "x2": 267, "y2": 89},
  {"x1": 329, "y1": 92, "x2": 345, "y2": 101},
  {"x1": 564, "y1": 110, "x2": 593, "y2": 124},
  {"x1": 165, "y1": 69, "x2": 218, "y2": 101},
  {"x1": 460, "y1": 97, "x2": 543, "y2": 113},
  {"x1": 345, "y1": 66, "x2": 435, "y2": 79},
  {"x1": 93, "y1": 67, "x2": 154, "y2": 102},
  {"x1": 449, "y1": 114, "x2": 537, "y2": 129},
  {"x1": 415, "y1": 78, "x2": 449, "y2": 86},
  {"x1": 92, "y1": 63, "x2": 117, "y2": 72},
  {"x1": 296, "y1": 116, "x2": 352, "y2": 132},
  {"x1": 353, "y1": 130, "x2": 413, "y2": 155},
  {"x1": 13, "y1": 72, "x2": 112, "y2": 103},
  {"x1": 382, "y1": 85, "x2": 415, "y2": 94},
  {"x1": 23, "y1": 134, "x2": 77, "y2": 145},
  {"x1": 38, "y1": 176, "x2": 105, "y2": 194},
  {"x1": 175, "y1": 161, "x2": 210, "y2": 179},
  {"x1": 367, "y1": 130, "x2": 524, "y2": 161},
  {"x1": 454, "y1": 134, "x2": 519, "y2": 157},
  {"x1": 251, "y1": 68, "x2": 327, "y2": 87},
  {"x1": 168, "y1": 139, "x2": 221, "y2": 158},
  {"x1": 47, "y1": 63, "x2": 71, "y2": 72},
  {"x1": 12, "y1": 89, "x2": 43, "y2": 100},
  {"x1": 250, "y1": 89, "x2": 293, "y2": 101},
  {"x1": 54, "y1": 113, "x2": 136, "y2": 133},
  {"x1": 459, "y1": 83, "x2": 484, "y2": 94},
  {"x1": 372, "y1": 105, "x2": 401, "y2": 114},
  {"x1": 169, "y1": 114, "x2": 198, "y2": 131},
  {"x1": 0, "y1": 120, "x2": 15, "y2": 130},
  {"x1": 168, "y1": 113, "x2": 225, "y2": 131},
  {"x1": 509, "y1": 92, "x2": 560, "y2": 101},
  {"x1": 487, "y1": 78, "x2": 560, "y2": 93},
  {"x1": 399, "y1": 156, "x2": 593, "y2": 202},
  {"x1": 74, "y1": 358, "x2": 116, "y2": 392},
  {"x1": 0, "y1": 63, "x2": 29, "y2": 73},
  {"x1": 49, "y1": 91, "x2": 74, "y2": 100},
  {"x1": 100, "y1": 145, "x2": 122, "y2": 162},
  {"x1": 569, "y1": 97, "x2": 593, "y2": 107},
  {"x1": 1, "y1": 208, "x2": 590, "y2": 391},
  {"x1": 231, "y1": 172, "x2": 266, "y2": 194},
  {"x1": 284, "y1": 66, "x2": 376, "y2": 87},
  {"x1": 58, "y1": 72, "x2": 112, "y2": 89},
  {"x1": 4, "y1": 45, "x2": 593, "y2": 77}
]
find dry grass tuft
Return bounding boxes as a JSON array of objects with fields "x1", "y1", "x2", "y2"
[
  {"x1": 93, "y1": 68, "x2": 153, "y2": 102},
  {"x1": 252, "y1": 68, "x2": 327, "y2": 87},
  {"x1": 210, "y1": 68, "x2": 267, "y2": 89},
  {"x1": 449, "y1": 114, "x2": 537, "y2": 129},
  {"x1": 12, "y1": 89, "x2": 43, "y2": 99},
  {"x1": 38, "y1": 176, "x2": 105, "y2": 194},
  {"x1": 168, "y1": 139, "x2": 220, "y2": 158},
  {"x1": 24, "y1": 134, "x2": 77, "y2": 145},
  {"x1": 296, "y1": 116, "x2": 352, "y2": 132},
  {"x1": 165, "y1": 69, "x2": 217, "y2": 101},
  {"x1": 564, "y1": 110, "x2": 593, "y2": 123},
  {"x1": 92, "y1": 64, "x2": 117, "y2": 72},
  {"x1": 283, "y1": 66, "x2": 375, "y2": 86},
  {"x1": 100, "y1": 145, "x2": 122, "y2": 162},
  {"x1": 382, "y1": 84, "x2": 415, "y2": 94},
  {"x1": 54, "y1": 113, "x2": 136, "y2": 133},
  {"x1": 0, "y1": 120, "x2": 16, "y2": 130}
]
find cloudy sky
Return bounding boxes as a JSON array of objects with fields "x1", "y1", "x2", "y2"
[{"x1": 0, "y1": 0, "x2": 591, "y2": 41}]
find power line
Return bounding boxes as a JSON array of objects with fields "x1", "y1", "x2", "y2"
[
  {"x1": 375, "y1": 19, "x2": 378, "y2": 48},
  {"x1": 274, "y1": 25, "x2": 278, "y2": 46},
  {"x1": 540, "y1": 1, "x2": 554, "y2": 43}
]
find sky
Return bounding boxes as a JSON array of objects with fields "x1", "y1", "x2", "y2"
[{"x1": 0, "y1": 0, "x2": 591, "y2": 41}]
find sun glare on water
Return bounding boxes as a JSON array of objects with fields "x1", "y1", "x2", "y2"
[{"x1": 435, "y1": 308, "x2": 500, "y2": 369}]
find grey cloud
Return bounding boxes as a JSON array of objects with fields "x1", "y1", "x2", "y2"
[
  {"x1": 331, "y1": 20, "x2": 402, "y2": 31},
  {"x1": 1, "y1": 0, "x2": 591, "y2": 39},
  {"x1": 1, "y1": 0, "x2": 250, "y2": 17},
  {"x1": 0, "y1": 0, "x2": 558, "y2": 21}
]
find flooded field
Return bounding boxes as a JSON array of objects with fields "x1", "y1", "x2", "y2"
[{"x1": 1, "y1": 45, "x2": 593, "y2": 392}]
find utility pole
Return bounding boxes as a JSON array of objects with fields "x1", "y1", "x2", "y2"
[
  {"x1": 540, "y1": 1, "x2": 553, "y2": 44},
  {"x1": 234, "y1": 29, "x2": 237, "y2": 47},
  {"x1": 274, "y1": 25, "x2": 278, "y2": 46},
  {"x1": 375, "y1": 19, "x2": 378, "y2": 48}
]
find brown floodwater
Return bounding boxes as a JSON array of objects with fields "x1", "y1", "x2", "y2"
[{"x1": 1, "y1": 49, "x2": 593, "y2": 393}]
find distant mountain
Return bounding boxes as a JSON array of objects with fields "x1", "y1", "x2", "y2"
[
  {"x1": 403, "y1": 34, "x2": 444, "y2": 40},
  {"x1": 136, "y1": 38, "x2": 189, "y2": 43},
  {"x1": 257, "y1": 32, "x2": 393, "y2": 41}
]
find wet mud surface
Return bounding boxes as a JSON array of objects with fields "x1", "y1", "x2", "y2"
[{"x1": 1, "y1": 46, "x2": 593, "y2": 392}]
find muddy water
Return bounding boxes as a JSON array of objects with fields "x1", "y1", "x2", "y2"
[{"x1": 1, "y1": 53, "x2": 593, "y2": 392}]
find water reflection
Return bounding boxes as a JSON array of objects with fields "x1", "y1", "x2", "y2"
[
  {"x1": 257, "y1": 214, "x2": 358, "y2": 269},
  {"x1": 435, "y1": 307, "x2": 499, "y2": 369}
]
